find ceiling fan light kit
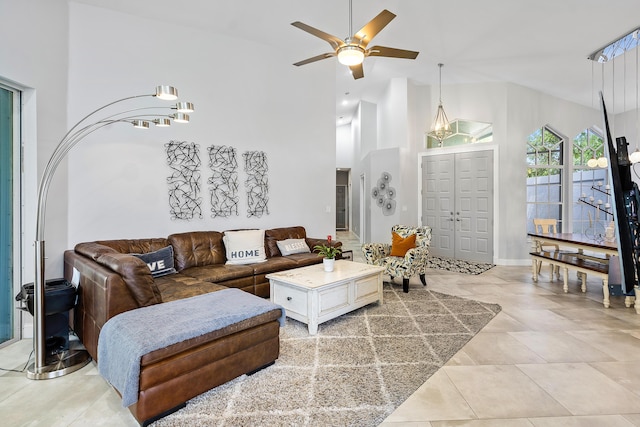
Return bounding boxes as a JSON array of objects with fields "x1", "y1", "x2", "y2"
[
  {"x1": 337, "y1": 44, "x2": 365, "y2": 66},
  {"x1": 292, "y1": 1, "x2": 419, "y2": 79}
]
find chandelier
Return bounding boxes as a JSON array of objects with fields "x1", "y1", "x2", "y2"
[{"x1": 429, "y1": 63, "x2": 452, "y2": 144}]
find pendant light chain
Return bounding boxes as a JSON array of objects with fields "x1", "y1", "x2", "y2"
[
  {"x1": 438, "y1": 63, "x2": 443, "y2": 103},
  {"x1": 632, "y1": 35, "x2": 640, "y2": 163},
  {"x1": 348, "y1": 0, "x2": 353, "y2": 37},
  {"x1": 624, "y1": 47, "x2": 627, "y2": 137},
  {"x1": 624, "y1": 31, "x2": 640, "y2": 163}
]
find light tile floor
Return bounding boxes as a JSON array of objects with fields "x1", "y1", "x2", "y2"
[{"x1": 1, "y1": 231, "x2": 640, "y2": 426}]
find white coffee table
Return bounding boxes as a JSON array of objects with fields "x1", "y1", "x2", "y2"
[{"x1": 267, "y1": 260, "x2": 384, "y2": 334}]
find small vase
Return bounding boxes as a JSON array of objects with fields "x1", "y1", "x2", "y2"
[{"x1": 323, "y1": 258, "x2": 335, "y2": 272}]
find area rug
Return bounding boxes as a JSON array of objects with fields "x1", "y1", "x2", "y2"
[
  {"x1": 426, "y1": 255, "x2": 495, "y2": 275},
  {"x1": 153, "y1": 284, "x2": 501, "y2": 427}
]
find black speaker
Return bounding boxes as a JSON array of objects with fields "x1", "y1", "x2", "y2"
[
  {"x1": 16, "y1": 279, "x2": 77, "y2": 355},
  {"x1": 43, "y1": 312, "x2": 70, "y2": 354}
]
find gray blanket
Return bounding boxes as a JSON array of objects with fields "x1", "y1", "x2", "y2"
[{"x1": 97, "y1": 288, "x2": 285, "y2": 407}]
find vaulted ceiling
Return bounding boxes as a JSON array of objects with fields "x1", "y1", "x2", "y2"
[{"x1": 72, "y1": 0, "x2": 640, "y2": 124}]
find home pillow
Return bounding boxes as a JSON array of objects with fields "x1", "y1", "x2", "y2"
[
  {"x1": 276, "y1": 238, "x2": 311, "y2": 256},
  {"x1": 131, "y1": 245, "x2": 177, "y2": 277},
  {"x1": 390, "y1": 232, "x2": 416, "y2": 257},
  {"x1": 223, "y1": 229, "x2": 267, "y2": 265}
]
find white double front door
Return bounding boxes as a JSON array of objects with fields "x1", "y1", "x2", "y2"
[{"x1": 421, "y1": 150, "x2": 494, "y2": 264}]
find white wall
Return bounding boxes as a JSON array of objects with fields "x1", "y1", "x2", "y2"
[
  {"x1": 0, "y1": 0, "x2": 70, "y2": 282},
  {"x1": 363, "y1": 148, "x2": 400, "y2": 243},
  {"x1": 614, "y1": 108, "x2": 640, "y2": 159},
  {"x1": 359, "y1": 101, "x2": 378, "y2": 159},
  {"x1": 336, "y1": 124, "x2": 353, "y2": 167},
  {"x1": 503, "y1": 83, "x2": 601, "y2": 263},
  {"x1": 377, "y1": 78, "x2": 408, "y2": 150},
  {"x1": 350, "y1": 100, "x2": 377, "y2": 241},
  {"x1": 403, "y1": 79, "x2": 430, "y2": 226},
  {"x1": 0, "y1": 0, "x2": 70, "y2": 338},
  {"x1": 65, "y1": 4, "x2": 336, "y2": 246},
  {"x1": 361, "y1": 78, "x2": 427, "y2": 242}
]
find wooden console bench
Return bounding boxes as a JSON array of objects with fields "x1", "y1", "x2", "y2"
[
  {"x1": 528, "y1": 232, "x2": 624, "y2": 308},
  {"x1": 530, "y1": 251, "x2": 611, "y2": 301}
]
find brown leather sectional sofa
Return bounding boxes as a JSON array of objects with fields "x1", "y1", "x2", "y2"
[{"x1": 63, "y1": 225, "x2": 339, "y2": 425}]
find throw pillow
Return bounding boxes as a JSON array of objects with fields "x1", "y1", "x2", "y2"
[
  {"x1": 390, "y1": 232, "x2": 416, "y2": 257},
  {"x1": 223, "y1": 229, "x2": 267, "y2": 265},
  {"x1": 276, "y1": 238, "x2": 311, "y2": 256},
  {"x1": 131, "y1": 246, "x2": 177, "y2": 277}
]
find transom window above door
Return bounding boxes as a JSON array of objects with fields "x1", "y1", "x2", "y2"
[{"x1": 425, "y1": 119, "x2": 493, "y2": 149}]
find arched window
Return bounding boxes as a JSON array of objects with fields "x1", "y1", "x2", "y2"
[
  {"x1": 526, "y1": 126, "x2": 564, "y2": 233},
  {"x1": 572, "y1": 128, "x2": 608, "y2": 233}
]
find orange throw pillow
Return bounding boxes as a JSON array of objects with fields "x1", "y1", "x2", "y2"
[{"x1": 390, "y1": 232, "x2": 416, "y2": 257}]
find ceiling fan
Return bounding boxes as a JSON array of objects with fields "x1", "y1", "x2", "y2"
[{"x1": 291, "y1": 1, "x2": 419, "y2": 79}]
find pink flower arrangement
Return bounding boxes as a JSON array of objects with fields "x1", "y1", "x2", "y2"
[{"x1": 314, "y1": 235, "x2": 341, "y2": 259}]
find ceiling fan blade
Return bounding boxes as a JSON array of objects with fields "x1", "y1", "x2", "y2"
[
  {"x1": 291, "y1": 21, "x2": 345, "y2": 50},
  {"x1": 353, "y1": 9, "x2": 396, "y2": 47},
  {"x1": 349, "y1": 63, "x2": 364, "y2": 80},
  {"x1": 293, "y1": 52, "x2": 336, "y2": 67},
  {"x1": 367, "y1": 45, "x2": 419, "y2": 60}
]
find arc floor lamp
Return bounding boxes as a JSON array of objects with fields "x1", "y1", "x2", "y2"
[{"x1": 28, "y1": 85, "x2": 194, "y2": 379}]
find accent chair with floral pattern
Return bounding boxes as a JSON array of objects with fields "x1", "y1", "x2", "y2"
[{"x1": 362, "y1": 224, "x2": 432, "y2": 293}]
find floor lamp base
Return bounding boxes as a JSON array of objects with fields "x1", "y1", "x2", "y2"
[{"x1": 26, "y1": 345, "x2": 91, "y2": 380}]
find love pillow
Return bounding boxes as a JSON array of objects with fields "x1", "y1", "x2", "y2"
[{"x1": 131, "y1": 246, "x2": 177, "y2": 277}]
